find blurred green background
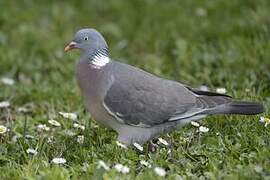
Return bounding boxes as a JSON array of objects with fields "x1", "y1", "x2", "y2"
[{"x1": 0, "y1": 0, "x2": 269, "y2": 179}]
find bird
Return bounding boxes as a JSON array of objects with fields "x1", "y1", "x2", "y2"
[{"x1": 64, "y1": 28, "x2": 264, "y2": 145}]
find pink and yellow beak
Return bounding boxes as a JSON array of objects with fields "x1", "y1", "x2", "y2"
[{"x1": 64, "y1": 41, "x2": 77, "y2": 52}]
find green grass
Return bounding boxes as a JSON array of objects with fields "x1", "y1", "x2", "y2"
[{"x1": 0, "y1": 0, "x2": 270, "y2": 179}]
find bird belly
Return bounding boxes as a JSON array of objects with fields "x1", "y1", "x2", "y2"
[
  {"x1": 116, "y1": 115, "x2": 206, "y2": 145},
  {"x1": 83, "y1": 96, "x2": 123, "y2": 130}
]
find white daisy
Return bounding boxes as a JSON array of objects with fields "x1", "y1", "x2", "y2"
[
  {"x1": 73, "y1": 123, "x2": 85, "y2": 130},
  {"x1": 198, "y1": 85, "x2": 209, "y2": 91},
  {"x1": 1, "y1": 77, "x2": 15, "y2": 85},
  {"x1": 114, "y1": 163, "x2": 130, "y2": 174},
  {"x1": 259, "y1": 116, "x2": 270, "y2": 127},
  {"x1": 199, "y1": 126, "x2": 209, "y2": 133},
  {"x1": 0, "y1": 125, "x2": 7, "y2": 134},
  {"x1": 77, "y1": 135, "x2": 84, "y2": 144},
  {"x1": 52, "y1": 157, "x2": 66, "y2": 164},
  {"x1": 47, "y1": 136, "x2": 54, "y2": 144},
  {"x1": 216, "y1": 87, "x2": 227, "y2": 94},
  {"x1": 154, "y1": 167, "x2": 166, "y2": 177},
  {"x1": 36, "y1": 124, "x2": 50, "y2": 132},
  {"x1": 26, "y1": 148, "x2": 37, "y2": 155},
  {"x1": 140, "y1": 160, "x2": 151, "y2": 168},
  {"x1": 0, "y1": 101, "x2": 10, "y2": 108},
  {"x1": 191, "y1": 121, "x2": 200, "y2": 127},
  {"x1": 158, "y1": 138, "x2": 169, "y2": 146},
  {"x1": 97, "y1": 160, "x2": 110, "y2": 171},
  {"x1": 82, "y1": 162, "x2": 89, "y2": 172},
  {"x1": 48, "y1": 119, "x2": 61, "y2": 127},
  {"x1": 133, "y1": 142, "x2": 143, "y2": 152},
  {"x1": 59, "y1": 112, "x2": 77, "y2": 120}
]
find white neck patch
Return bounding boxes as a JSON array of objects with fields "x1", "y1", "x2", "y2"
[{"x1": 90, "y1": 53, "x2": 110, "y2": 69}]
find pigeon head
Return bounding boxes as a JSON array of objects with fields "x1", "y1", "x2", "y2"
[{"x1": 64, "y1": 28, "x2": 109, "y2": 58}]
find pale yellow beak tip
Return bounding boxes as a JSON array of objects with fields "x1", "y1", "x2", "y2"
[{"x1": 64, "y1": 41, "x2": 77, "y2": 52}]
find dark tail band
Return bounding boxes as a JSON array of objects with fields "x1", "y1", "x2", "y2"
[{"x1": 210, "y1": 101, "x2": 264, "y2": 115}]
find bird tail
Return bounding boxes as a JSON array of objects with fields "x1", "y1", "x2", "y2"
[
  {"x1": 189, "y1": 87, "x2": 264, "y2": 116},
  {"x1": 210, "y1": 101, "x2": 264, "y2": 115}
]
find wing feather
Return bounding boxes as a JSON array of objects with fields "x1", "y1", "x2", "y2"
[
  {"x1": 103, "y1": 61, "x2": 232, "y2": 127},
  {"x1": 103, "y1": 62, "x2": 196, "y2": 127}
]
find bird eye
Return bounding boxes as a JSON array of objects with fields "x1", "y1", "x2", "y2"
[{"x1": 84, "y1": 36, "x2": 89, "y2": 41}]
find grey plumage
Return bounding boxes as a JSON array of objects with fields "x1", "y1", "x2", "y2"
[{"x1": 65, "y1": 28, "x2": 264, "y2": 145}]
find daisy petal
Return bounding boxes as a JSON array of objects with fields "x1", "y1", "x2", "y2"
[
  {"x1": 73, "y1": 123, "x2": 85, "y2": 130},
  {"x1": 36, "y1": 124, "x2": 50, "y2": 132},
  {"x1": 140, "y1": 160, "x2": 151, "y2": 168},
  {"x1": 216, "y1": 87, "x2": 227, "y2": 94},
  {"x1": 198, "y1": 85, "x2": 209, "y2": 91},
  {"x1": 0, "y1": 101, "x2": 10, "y2": 108},
  {"x1": 1, "y1": 77, "x2": 15, "y2": 85},
  {"x1": 158, "y1": 138, "x2": 169, "y2": 146},
  {"x1": 133, "y1": 142, "x2": 143, "y2": 152},
  {"x1": 259, "y1": 116, "x2": 270, "y2": 127},
  {"x1": 26, "y1": 148, "x2": 37, "y2": 155},
  {"x1": 199, "y1": 126, "x2": 209, "y2": 133},
  {"x1": 76, "y1": 135, "x2": 84, "y2": 144},
  {"x1": 48, "y1": 119, "x2": 61, "y2": 127},
  {"x1": 154, "y1": 167, "x2": 166, "y2": 177},
  {"x1": 52, "y1": 157, "x2": 66, "y2": 164},
  {"x1": 59, "y1": 112, "x2": 77, "y2": 120},
  {"x1": 191, "y1": 121, "x2": 200, "y2": 127},
  {"x1": 0, "y1": 125, "x2": 7, "y2": 134},
  {"x1": 114, "y1": 163, "x2": 130, "y2": 174},
  {"x1": 97, "y1": 160, "x2": 110, "y2": 171}
]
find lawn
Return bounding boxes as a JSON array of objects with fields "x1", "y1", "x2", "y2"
[{"x1": 0, "y1": 0, "x2": 269, "y2": 179}]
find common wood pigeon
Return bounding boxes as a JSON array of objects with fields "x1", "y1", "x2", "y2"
[{"x1": 64, "y1": 28, "x2": 264, "y2": 145}]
